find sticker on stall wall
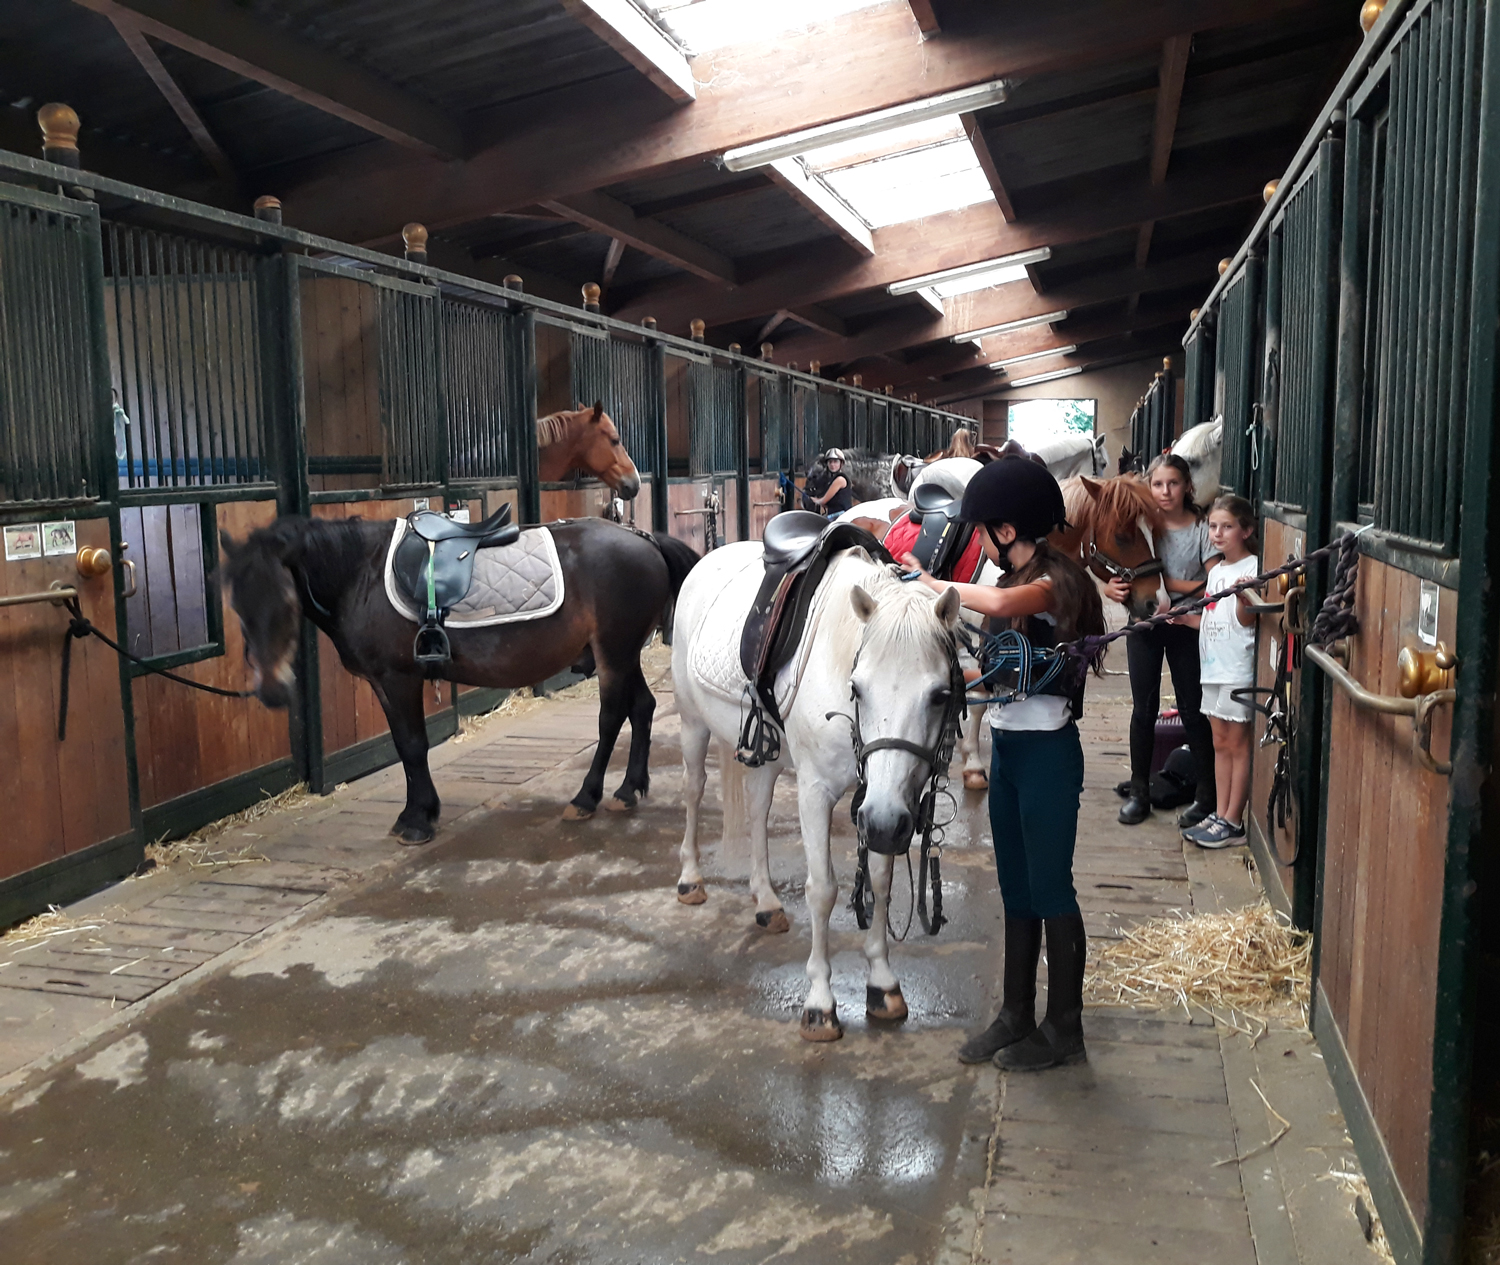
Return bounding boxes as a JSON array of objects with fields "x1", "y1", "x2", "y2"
[
  {"x1": 1418, "y1": 580, "x2": 1440, "y2": 646},
  {"x1": 1270, "y1": 636, "x2": 1280, "y2": 670},
  {"x1": 3, "y1": 524, "x2": 41, "y2": 560},
  {"x1": 413, "y1": 498, "x2": 430, "y2": 512},
  {"x1": 448, "y1": 508, "x2": 471, "y2": 524},
  {"x1": 42, "y1": 521, "x2": 77, "y2": 556}
]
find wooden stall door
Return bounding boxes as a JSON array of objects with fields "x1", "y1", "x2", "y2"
[
  {"x1": 1317, "y1": 557, "x2": 1455, "y2": 1236},
  {"x1": 0, "y1": 517, "x2": 133, "y2": 900},
  {"x1": 747, "y1": 476, "x2": 781, "y2": 540}
]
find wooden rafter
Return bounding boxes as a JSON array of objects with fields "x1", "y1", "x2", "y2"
[
  {"x1": 542, "y1": 190, "x2": 737, "y2": 286},
  {"x1": 1134, "y1": 34, "x2": 1192, "y2": 275},
  {"x1": 559, "y1": 0, "x2": 696, "y2": 102},
  {"x1": 908, "y1": 0, "x2": 941, "y2": 37},
  {"x1": 72, "y1": 0, "x2": 465, "y2": 157},
  {"x1": 105, "y1": 10, "x2": 237, "y2": 184},
  {"x1": 631, "y1": 175, "x2": 770, "y2": 218},
  {"x1": 784, "y1": 304, "x2": 848, "y2": 338},
  {"x1": 756, "y1": 311, "x2": 790, "y2": 344},
  {"x1": 765, "y1": 159, "x2": 873, "y2": 256},
  {"x1": 962, "y1": 113, "x2": 1015, "y2": 223},
  {"x1": 470, "y1": 223, "x2": 590, "y2": 260},
  {"x1": 612, "y1": 145, "x2": 1280, "y2": 330},
  {"x1": 278, "y1": 0, "x2": 1328, "y2": 244}
]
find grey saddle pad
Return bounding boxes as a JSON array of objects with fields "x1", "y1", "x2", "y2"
[{"x1": 383, "y1": 518, "x2": 565, "y2": 627}]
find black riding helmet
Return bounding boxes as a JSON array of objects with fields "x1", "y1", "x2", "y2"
[{"x1": 957, "y1": 455, "x2": 1066, "y2": 540}]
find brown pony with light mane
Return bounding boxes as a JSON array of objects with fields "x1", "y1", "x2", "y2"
[
  {"x1": 1052, "y1": 475, "x2": 1164, "y2": 622},
  {"x1": 537, "y1": 402, "x2": 642, "y2": 498}
]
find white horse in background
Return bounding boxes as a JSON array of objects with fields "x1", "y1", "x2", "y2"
[
  {"x1": 672, "y1": 544, "x2": 961, "y2": 1041},
  {"x1": 1031, "y1": 431, "x2": 1110, "y2": 480},
  {"x1": 1172, "y1": 417, "x2": 1224, "y2": 506}
]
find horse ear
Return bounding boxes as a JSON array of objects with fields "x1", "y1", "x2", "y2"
[
  {"x1": 934, "y1": 586, "x2": 960, "y2": 628},
  {"x1": 1080, "y1": 476, "x2": 1103, "y2": 500},
  {"x1": 850, "y1": 584, "x2": 879, "y2": 623},
  {"x1": 590, "y1": 401, "x2": 604, "y2": 422}
]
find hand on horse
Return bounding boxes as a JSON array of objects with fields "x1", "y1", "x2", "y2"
[
  {"x1": 899, "y1": 553, "x2": 933, "y2": 585},
  {"x1": 1103, "y1": 576, "x2": 1131, "y2": 605}
]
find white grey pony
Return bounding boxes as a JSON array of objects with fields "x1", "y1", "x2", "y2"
[
  {"x1": 1171, "y1": 417, "x2": 1224, "y2": 505},
  {"x1": 1029, "y1": 431, "x2": 1110, "y2": 479},
  {"x1": 672, "y1": 544, "x2": 961, "y2": 1041}
]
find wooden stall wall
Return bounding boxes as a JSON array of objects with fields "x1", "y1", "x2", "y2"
[
  {"x1": 748, "y1": 476, "x2": 781, "y2": 540},
  {"x1": 0, "y1": 516, "x2": 132, "y2": 895},
  {"x1": 1249, "y1": 515, "x2": 1301, "y2": 911},
  {"x1": 130, "y1": 499, "x2": 294, "y2": 830},
  {"x1": 1317, "y1": 553, "x2": 1455, "y2": 1231},
  {"x1": 719, "y1": 477, "x2": 740, "y2": 545},
  {"x1": 667, "y1": 480, "x2": 710, "y2": 553},
  {"x1": 299, "y1": 274, "x2": 383, "y2": 494},
  {"x1": 535, "y1": 322, "x2": 573, "y2": 416},
  {"x1": 539, "y1": 483, "x2": 614, "y2": 523}
]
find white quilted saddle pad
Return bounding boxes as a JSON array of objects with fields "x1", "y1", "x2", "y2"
[{"x1": 383, "y1": 518, "x2": 565, "y2": 627}]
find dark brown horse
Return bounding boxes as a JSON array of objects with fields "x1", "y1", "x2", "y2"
[{"x1": 222, "y1": 517, "x2": 698, "y2": 841}]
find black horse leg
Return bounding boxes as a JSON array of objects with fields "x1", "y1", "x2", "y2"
[
  {"x1": 372, "y1": 673, "x2": 441, "y2": 844},
  {"x1": 613, "y1": 666, "x2": 655, "y2": 807},
  {"x1": 566, "y1": 665, "x2": 633, "y2": 819}
]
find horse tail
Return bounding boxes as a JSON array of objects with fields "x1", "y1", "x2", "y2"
[{"x1": 651, "y1": 531, "x2": 701, "y2": 643}]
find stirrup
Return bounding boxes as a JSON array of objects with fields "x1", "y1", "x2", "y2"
[
  {"x1": 414, "y1": 621, "x2": 451, "y2": 673},
  {"x1": 736, "y1": 689, "x2": 781, "y2": 767}
]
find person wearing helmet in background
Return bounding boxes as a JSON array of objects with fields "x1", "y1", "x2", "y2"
[
  {"x1": 806, "y1": 448, "x2": 852, "y2": 516},
  {"x1": 902, "y1": 458, "x2": 1106, "y2": 1072}
]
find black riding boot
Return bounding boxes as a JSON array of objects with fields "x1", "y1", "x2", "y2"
[
  {"x1": 958, "y1": 914, "x2": 1042, "y2": 1063},
  {"x1": 996, "y1": 913, "x2": 1087, "y2": 1071},
  {"x1": 1118, "y1": 779, "x2": 1152, "y2": 825}
]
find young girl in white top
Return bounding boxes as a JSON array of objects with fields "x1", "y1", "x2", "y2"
[{"x1": 1179, "y1": 495, "x2": 1263, "y2": 848}]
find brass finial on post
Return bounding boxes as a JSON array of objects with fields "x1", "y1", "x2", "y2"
[
  {"x1": 759, "y1": 342, "x2": 774, "y2": 360},
  {"x1": 836, "y1": 376, "x2": 847, "y2": 384},
  {"x1": 582, "y1": 282, "x2": 601, "y2": 313},
  {"x1": 253, "y1": 195, "x2": 282, "y2": 224},
  {"x1": 883, "y1": 385, "x2": 893, "y2": 395},
  {"x1": 1217, "y1": 257, "x2": 1232, "y2": 276},
  {"x1": 39, "y1": 103, "x2": 80, "y2": 168},
  {"x1": 503, "y1": 274, "x2": 524, "y2": 292},
  {"x1": 789, "y1": 362, "x2": 800, "y2": 372},
  {"x1": 1360, "y1": 0, "x2": 1387, "y2": 33},
  {"x1": 728, "y1": 342, "x2": 741, "y2": 354},
  {"x1": 1263, "y1": 179, "x2": 1280, "y2": 204},
  {"x1": 402, "y1": 223, "x2": 429, "y2": 264},
  {"x1": 1190, "y1": 308, "x2": 1201, "y2": 322},
  {"x1": 642, "y1": 316, "x2": 657, "y2": 331},
  {"x1": 1162, "y1": 357, "x2": 1173, "y2": 373},
  {"x1": 809, "y1": 360, "x2": 821, "y2": 375},
  {"x1": 851, "y1": 374, "x2": 863, "y2": 387},
  {"x1": 690, "y1": 319, "x2": 706, "y2": 343}
]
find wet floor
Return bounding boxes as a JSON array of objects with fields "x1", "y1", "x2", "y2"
[{"x1": 0, "y1": 709, "x2": 1009, "y2": 1264}]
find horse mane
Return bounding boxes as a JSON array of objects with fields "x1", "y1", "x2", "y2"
[
  {"x1": 1071, "y1": 475, "x2": 1162, "y2": 539},
  {"x1": 224, "y1": 515, "x2": 382, "y2": 614},
  {"x1": 827, "y1": 554, "x2": 952, "y2": 661},
  {"x1": 536, "y1": 411, "x2": 573, "y2": 450}
]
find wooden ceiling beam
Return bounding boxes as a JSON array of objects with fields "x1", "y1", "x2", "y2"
[
  {"x1": 773, "y1": 248, "x2": 1220, "y2": 367},
  {"x1": 962, "y1": 112, "x2": 1015, "y2": 222},
  {"x1": 1134, "y1": 34, "x2": 1192, "y2": 276},
  {"x1": 908, "y1": 0, "x2": 941, "y2": 37},
  {"x1": 765, "y1": 159, "x2": 874, "y2": 255},
  {"x1": 104, "y1": 10, "x2": 238, "y2": 185},
  {"x1": 612, "y1": 146, "x2": 1274, "y2": 333},
  {"x1": 71, "y1": 0, "x2": 465, "y2": 157},
  {"x1": 469, "y1": 222, "x2": 591, "y2": 260},
  {"x1": 542, "y1": 190, "x2": 737, "y2": 286},
  {"x1": 276, "y1": 0, "x2": 1328, "y2": 245},
  {"x1": 784, "y1": 304, "x2": 848, "y2": 338},
  {"x1": 630, "y1": 175, "x2": 770, "y2": 218},
  {"x1": 560, "y1": 0, "x2": 696, "y2": 102}
]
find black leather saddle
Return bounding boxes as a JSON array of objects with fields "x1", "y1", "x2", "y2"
[
  {"x1": 907, "y1": 481, "x2": 979, "y2": 582},
  {"x1": 393, "y1": 504, "x2": 520, "y2": 673},
  {"x1": 736, "y1": 511, "x2": 892, "y2": 765}
]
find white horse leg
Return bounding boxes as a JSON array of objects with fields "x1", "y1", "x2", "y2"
[
  {"x1": 863, "y1": 851, "x2": 907, "y2": 1021},
  {"x1": 797, "y1": 779, "x2": 843, "y2": 1041},
  {"x1": 676, "y1": 718, "x2": 711, "y2": 904},
  {"x1": 960, "y1": 702, "x2": 988, "y2": 790},
  {"x1": 743, "y1": 761, "x2": 789, "y2": 933}
]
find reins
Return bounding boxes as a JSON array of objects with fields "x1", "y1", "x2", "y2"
[{"x1": 56, "y1": 595, "x2": 255, "y2": 741}]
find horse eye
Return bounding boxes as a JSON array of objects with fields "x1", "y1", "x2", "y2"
[
  {"x1": 931, "y1": 688, "x2": 951, "y2": 707},
  {"x1": 611, "y1": 437, "x2": 621, "y2": 447},
  {"x1": 851, "y1": 682, "x2": 864, "y2": 701}
]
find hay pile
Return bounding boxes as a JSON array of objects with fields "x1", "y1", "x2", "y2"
[
  {"x1": 1086, "y1": 900, "x2": 1312, "y2": 1029},
  {"x1": 144, "y1": 781, "x2": 312, "y2": 869},
  {"x1": 0, "y1": 905, "x2": 103, "y2": 951}
]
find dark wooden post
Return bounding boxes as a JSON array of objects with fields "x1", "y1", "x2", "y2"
[{"x1": 253, "y1": 195, "x2": 282, "y2": 224}]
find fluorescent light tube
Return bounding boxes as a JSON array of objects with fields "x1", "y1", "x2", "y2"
[
  {"x1": 988, "y1": 345, "x2": 1077, "y2": 370},
  {"x1": 722, "y1": 80, "x2": 1010, "y2": 171},
  {"x1": 888, "y1": 247, "x2": 1050, "y2": 296},
  {"x1": 914, "y1": 287, "x2": 945, "y2": 314},
  {"x1": 1007, "y1": 366, "x2": 1083, "y2": 388},
  {"x1": 950, "y1": 309, "x2": 1068, "y2": 342}
]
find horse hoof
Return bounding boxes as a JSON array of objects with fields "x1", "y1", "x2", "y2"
[
  {"x1": 866, "y1": 984, "x2": 909, "y2": 1022},
  {"x1": 676, "y1": 882, "x2": 707, "y2": 905},
  {"x1": 963, "y1": 769, "x2": 988, "y2": 791},
  {"x1": 393, "y1": 824, "x2": 434, "y2": 846},
  {"x1": 605, "y1": 794, "x2": 636, "y2": 813},
  {"x1": 800, "y1": 1007, "x2": 843, "y2": 1042},
  {"x1": 561, "y1": 803, "x2": 595, "y2": 821},
  {"x1": 755, "y1": 909, "x2": 791, "y2": 934}
]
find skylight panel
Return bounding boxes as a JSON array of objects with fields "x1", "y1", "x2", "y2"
[
  {"x1": 816, "y1": 137, "x2": 993, "y2": 229},
  {"x1": 643, "y1": 0, "x2": 886, "y2": 54}
]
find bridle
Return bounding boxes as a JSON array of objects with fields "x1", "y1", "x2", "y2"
[
  {"x1": 834, "y1": 622, "x2": 964, "y2": 939},
  {"x1": 1087, "y1": 543, "x2": 1165, "y2": 584}
]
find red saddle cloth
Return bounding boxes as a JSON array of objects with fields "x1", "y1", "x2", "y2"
[{"x1": 884, "y1": 514, "x2": 985, "y2": 583}]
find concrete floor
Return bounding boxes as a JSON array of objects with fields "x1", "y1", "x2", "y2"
[{"x1": 0, "y1": 650, "x2": 1379, "y2": 1264}]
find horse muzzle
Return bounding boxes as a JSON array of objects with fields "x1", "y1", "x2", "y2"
[
  {"x1": 612, "y1": 470, "x2": 641, "y2": 500},
  {"x1": 858, "y1": 802, "x2": 916, "y2": 856}
]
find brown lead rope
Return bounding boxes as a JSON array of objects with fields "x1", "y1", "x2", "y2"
[{"x1": 58, "y1": 595, "x2": 255, "y2": 741}]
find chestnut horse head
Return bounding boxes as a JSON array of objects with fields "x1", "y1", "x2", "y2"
[
  {"x1": 1053, "y1": 475, "x2": 1165, "y2": 622},
  {"x1": 536, "y1": 402, "x2": 642, "y2": 498}
]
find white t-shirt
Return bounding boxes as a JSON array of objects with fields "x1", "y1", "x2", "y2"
[{"x1": 1199, "y1": 555, "x2": 1259, "y2": 685}]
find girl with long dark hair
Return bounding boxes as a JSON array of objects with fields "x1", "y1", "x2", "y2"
[{"x1": 1108, "y1": 453, "x2": 1218, "y2": 828}]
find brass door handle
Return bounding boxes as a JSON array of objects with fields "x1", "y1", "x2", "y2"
[
  {"x1": 1304, "y1": 644, "x2": 1454, "y2": 776},
  {"x1": 120, "y1": 557, "x2": 138, "y2": 600},
  {"x1": 1398, "y1": 642, "x2": 1457, "y2": 697},
  {"x1": 1413, "y1": 689, "x2": 1456, "y2": 776}
]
